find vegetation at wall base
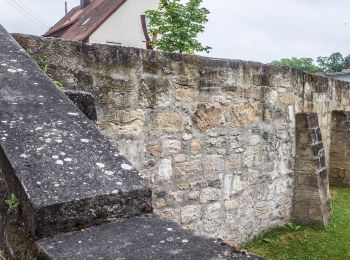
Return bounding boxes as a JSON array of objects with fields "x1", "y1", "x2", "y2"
[
  {"x1": 244, "y1": 187, "x2": 350, "y2": 260},
  {"x1": 5, "y1": 193, "x2": 20, "y2": 214},
  {"x1": 146, "y1": 0, "x2": 211, "y2": 54}
]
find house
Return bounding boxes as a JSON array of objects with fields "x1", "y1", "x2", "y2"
[
  {"x1": 44, "y1": 0, "x2": 159, "y2": 49},
  {"x1": 314, "y1": 69, "x2": 350, "y2": 82}
]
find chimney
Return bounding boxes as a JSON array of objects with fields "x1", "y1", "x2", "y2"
[{"x1": 80, "y1": 0, "x2": 91, "y2": 9}]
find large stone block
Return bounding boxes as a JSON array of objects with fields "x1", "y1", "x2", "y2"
[
  {"x1": 202, "y1": 155, "x2": 224, "y2": 175},
  {"x1": 156, "y1": 158, "x2": 173, "y2": 181},
  {"x1": 200, "y1": 187, "x2": 220, "y2": 203},
  {"x1": 163, "y1": 139, "x2": 182, "y2": 154},
  {"x1": 174, "y1": 160, "x2": 202, "y2": 177},
  {"x1": 278, "y1": 92, "x2": 296, "y2": 105},
  {"x1": 146, "y1": 142, "x2": 162, "y2": 157},
  {"x1": 98, "y1": 110, "x2": 145, "y2": 137},
  {"x1": 139, "y1": 76, "x2": 171, "y2": 108},
  {"x1": 191, "y1": 139, "x2": 204, "y2": 155},
  {"x1": 227, "y1": 103, "x2": 262, "y2": 127},
  {"x1": 203, "y1": 202, "x2": 222, "y2": 233},
  {"x1": 192, "y1": 104, "x2": 224, "y2": 131},
  {"x1": 174, "y1": 79, "x2": 199, "y2": 103},
  {"x1": 180, "y1": 205, "x2": 202, "y2": 224},
  {"x1": 149, "y1": 112, "x2": 184, "y2": 134}
]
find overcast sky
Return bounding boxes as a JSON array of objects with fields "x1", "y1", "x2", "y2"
[{"x1": 1, "y1": 0, "x2": 350, "y2": 63}]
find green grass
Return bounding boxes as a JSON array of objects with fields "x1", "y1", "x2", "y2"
[{"x1": 244, "y1": 187, "x2": 350, "y2": 260}]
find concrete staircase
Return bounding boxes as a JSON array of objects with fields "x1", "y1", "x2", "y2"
[{"x1": 0, "y1": 25, "x2": 262, "y2": 260}]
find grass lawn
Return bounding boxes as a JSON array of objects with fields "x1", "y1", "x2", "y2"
[{"x1": 244, "y1": 187, "x2": 350, "y2": 260}]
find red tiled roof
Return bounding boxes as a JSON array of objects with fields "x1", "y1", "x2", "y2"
[{"x1": 44, "y1": 0, "x2": 127, "y2": 41}]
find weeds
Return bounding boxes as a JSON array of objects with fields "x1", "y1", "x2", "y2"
[
  {"x1": 5, "y1": 193, "x2": 20, "y2": 213},
  {"x1": 38, "y1": 55, "x2": 64, "y2": 89}
]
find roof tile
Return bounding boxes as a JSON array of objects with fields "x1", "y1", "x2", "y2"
[{"x1": 44, "y1": 0, "x2": 127, "y2": 41}]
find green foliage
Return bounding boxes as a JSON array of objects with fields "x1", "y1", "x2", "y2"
[
  {"x1": 317, "y1": 52, "x2": 345, "y2": 73},
  {"x1": 270, "y1": 57, "x2": 321, "y2": 73},
  {"x1": 262, "y1": 238, "x2": 275, "y2": 244},
  {"x1": 146, "y1": 0, "x2": 211, "y2": 54},
  {"x1": 54, "y1": 80, "x2": 64, "y2": 89},
  {"x1": 5, "y1": 193, "x2": 20, "y2": 213},
  {"x1": 39, "y1": 55, "x2": 48, "y2": 73},
  {"x1": 343, "y1": 55, "x2": 350, "y2": 69},
  {"x1": 38, "y1": 56, "x2": 64, "y2": 89},
  {"x1": 287, "y1": 222, "x2": 301, "y2": 232},
  {"x1": 245, "y1": 187, "x2": 350, "y2": 260},
  {"x1": 272, "y1": 53, "x2": 350, "y2": 73}
]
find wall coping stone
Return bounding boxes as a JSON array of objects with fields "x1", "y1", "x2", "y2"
[{"x1": 0, "y1": 25, "x2": 152, "y2": 239}]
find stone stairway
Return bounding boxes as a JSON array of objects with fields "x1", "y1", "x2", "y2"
[{"x1": 0, "y1": 25, "x2": 262, "y2": 259}]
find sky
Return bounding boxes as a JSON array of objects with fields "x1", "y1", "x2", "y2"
[{"x1": 0, "y1": 0, "x2": 350, "y2": 63}]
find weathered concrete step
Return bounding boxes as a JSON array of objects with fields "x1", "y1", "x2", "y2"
[
  {"x1": 0, "y1": 25, "x2": 152, "y2": 240},
  {"x1": 36, "y1": 215, "x2": 264, "y2": 260}
]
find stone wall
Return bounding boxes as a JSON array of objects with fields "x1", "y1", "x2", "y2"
[
  {"x1": 1, "y1": 26, "x2": 256, "y2": 259},
  {"x1": 329, "y1": 111, "x2": 350, "y2": 186},
  {"x1": 13, "y1": 34, "x2": 350, "y2": 244},
  {"x1": 293, "y1": 113, "x2": 331, "y2": 227}
]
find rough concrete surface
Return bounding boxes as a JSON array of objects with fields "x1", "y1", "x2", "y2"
[
  {"x1": 0, "y1": 24, "x2": 152, "y2": 241},
  {"x1": 37, "y1": 215, "x2": 263, "y2": 260}
]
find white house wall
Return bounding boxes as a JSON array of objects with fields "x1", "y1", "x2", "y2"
[{"x1": 88, "y1": 0, "x2": 159, "y2": 48}]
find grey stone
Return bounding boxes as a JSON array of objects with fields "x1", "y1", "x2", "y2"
[
  {"x1": 157, "y1": 158, "x2": 173, "y2": 181},
  {"x1": 0, "y1": 26, "x2": 152, "y2": 240},
  {"x1": 36, "y1": 215, "x2": 262, "y2": 260},
  {"x1": 181, "y1": 205, "x2": 202, "y2": 224}
]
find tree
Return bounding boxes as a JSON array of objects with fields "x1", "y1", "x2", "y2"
[
  {"x1": 270, "y1": 57, "x2": 321, "y2": 73},
  {"x1": 145, "y1": 0, "x2": 211, "y2": 54},
  {"x1": 317, "y1": 52, "x2": 344, "y2": 73},
  {"x1": 343, "y1": 55, "x2": 350, "y2": 69}
]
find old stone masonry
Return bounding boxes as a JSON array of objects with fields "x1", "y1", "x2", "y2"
[
  {"x1": 1, "y1": 22, "x2": 350, "y2": 259},
  {"x1": 0, "y1": 25, "x2": 263, "y2": 259}
]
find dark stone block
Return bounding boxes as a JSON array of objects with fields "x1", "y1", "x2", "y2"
[
  {"x1": 63, "y1": 90, "x2": 97, "y2": 121},
  {"x1": 316, "y1": 128, "x2": 322, "y2": 142},
  {"x1": 312, "y1": 143, "x2": 324, "y2": 157},
  {"x1": 319, "y1": 169, "x2": 327, "y2": 179},
  {"x1": 36, "y1": 215, "x2": 265, "y2": 260},
  {"x1": 331, "y1": 110, "x2": 350, "y2": 130},
  {"x1": 319, "y1": 156, "x2": 326, "y2": 168},
  {"x1": 309, "y1": 129, "x2": 317, "y2": 143},
  {"x1": 306, "y1": 113, "x2": 319, "y2": 129},
  {"x1": 296, "y1": 114, "x2": 308, "y2": 130},
  {"x1": 198, "y1": 79, "x2": 221, "y2": 93}
]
